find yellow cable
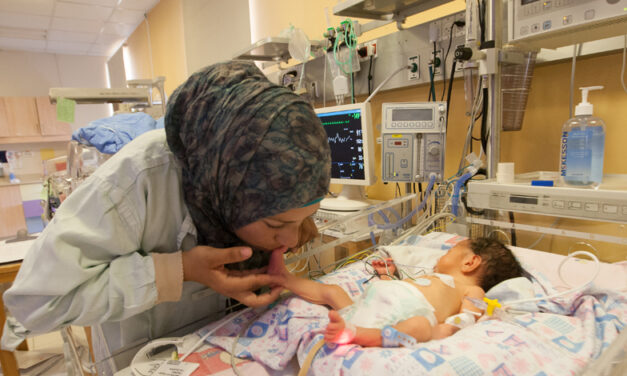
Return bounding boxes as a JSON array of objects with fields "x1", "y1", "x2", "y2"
[{"x1": 297, "y1": 339, "x2": 326, "y2": 376}]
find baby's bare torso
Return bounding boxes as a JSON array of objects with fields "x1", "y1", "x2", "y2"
[{"x1": 405, "y1": 275, "x2": 470, "y2": 323}]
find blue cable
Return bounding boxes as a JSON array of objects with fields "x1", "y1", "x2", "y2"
[
  {"x1": 451, "y1": 172, "x2": 473, "y2": 216},
  {"x1": 375, "y1": 175, "x2": 436, "y2": 231}
]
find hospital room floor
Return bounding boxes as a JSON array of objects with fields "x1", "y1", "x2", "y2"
[{"x1": 2, "y1": 327, "x2": 91, "y2": 376}]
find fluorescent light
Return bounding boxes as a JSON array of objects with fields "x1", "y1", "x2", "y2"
[{"x1": 0, "y1": 27, "x2": 47, "y2": 40}]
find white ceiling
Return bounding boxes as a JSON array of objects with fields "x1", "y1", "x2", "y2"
[{"x1": 0, "y1": 0, "x2": 160, "y2": 58}]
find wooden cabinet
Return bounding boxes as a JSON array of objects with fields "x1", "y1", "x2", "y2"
[
  {"x1": 35, "y1": 96, "x2": 71, "y2": 136},
  {"x1": 0, "y1": 97, "x2": 40, "y2": 137},
  {"x1": 0, "y1": 96, "x2": 71, "y2": 144},
  {"x1": 0, "y1": 185, "x2": 27, "y2": 238}
]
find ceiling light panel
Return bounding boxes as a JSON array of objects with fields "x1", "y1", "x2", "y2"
[
  {"x1": 55, "y1": 2, "x2": 114, "y2": 21},
  {"x1": 118, "y1": 0, "x2": 159, "y2": 11},
  {"x1": 0, "y1": 36, "x2": 47, "y2": 50},
  {"x1": 0, "y1": 0, "x2": 54, "y2": 17},
  {"x1": 109, "y1": 8, "x2": 144, "y2": 24},
  {"x1": 47, "y1": 29, "x2": 98, "y2": 43},
  {"x1": 0, "y1": 13, "x2": 51, "y2": 30},
  {"x1": 51, "y1": 17, "x2": 104, "y2": 33}
]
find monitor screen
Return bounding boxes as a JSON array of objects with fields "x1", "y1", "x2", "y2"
[{"x1": 315, "y1": 103, "x2": 375, "y2": 186}]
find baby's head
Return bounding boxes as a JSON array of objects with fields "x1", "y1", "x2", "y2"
[{"x1": 435, "y1": 238, "x2": 524, "y2": 291}]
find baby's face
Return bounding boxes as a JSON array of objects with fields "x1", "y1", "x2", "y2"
[{"x1": 434, "y1": 239, "x2": 473, "y2": 274}]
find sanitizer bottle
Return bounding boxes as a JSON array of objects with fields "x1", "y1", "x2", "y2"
[{"x1": 559, "y1": 86, "x2": 606, "y2": 188}]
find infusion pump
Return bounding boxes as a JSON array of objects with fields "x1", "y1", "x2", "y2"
[{"x1": 381, "y1": 102, "x2": 446, "y2": 183}]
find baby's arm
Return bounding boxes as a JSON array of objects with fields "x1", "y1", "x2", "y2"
[
  {"x1": 326, "y1": 311, "x2": 434, "y2": 346},
  {"x1": 432, "y1": 285, "x2": 485, "y2": 339},
  {"x1": 282, "y1": 274, "x2": 353, "y2": 310}
]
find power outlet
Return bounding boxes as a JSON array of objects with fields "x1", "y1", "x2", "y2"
[
  {"x1": 358, "y1": 39, "x2": 378, "y2": 61},
  {"x1": 408, "y1": 55, "x2": 420, "y2": 80},
  {"x1": 430, "y1": 49, "x2": 442, "y2": 76},
  {"x1": 440, "y1": 16, "x2": 455, "y2": 41}
]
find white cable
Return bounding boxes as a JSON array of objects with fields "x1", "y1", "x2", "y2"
[
  {"x1": 364, "y1": 65, "x2": 410, "y2": 103},
  {"x1": 323, "y1": 50, "x2": 327, "y2": 105},
  {"x1": 129, "y1": 307, "x2": 253, "y2": 374},
  {"x1": 179, "y1": 307, "x2": 252, "y2": 361},
  {"x1": 503, "y1": 251, "x2": 600, "y2": 308},
  {"x1": 621, "y1": 35, "x2": 627, "y2": 94}
]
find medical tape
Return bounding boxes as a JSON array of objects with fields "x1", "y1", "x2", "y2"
[{"x1": 444, "y1": 312, "x2": 477, "y2": 329}]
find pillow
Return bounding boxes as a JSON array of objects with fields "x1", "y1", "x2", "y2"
[
  {"x1": 378, "y1": 245, "x2": 446, "y2": 278},
  {"x1": 485, "y1": 276, "x2": 539, "y2": 312}
]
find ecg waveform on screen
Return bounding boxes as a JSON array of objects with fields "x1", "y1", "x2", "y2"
[{"x1": 328, "y1": 133, "x2": 354, "y2": 144}]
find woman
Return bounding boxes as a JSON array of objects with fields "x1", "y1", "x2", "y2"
[{"x1": 2, "y1": 61, "x2": 331, "y2": 372}]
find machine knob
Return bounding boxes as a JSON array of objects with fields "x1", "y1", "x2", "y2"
[
  {"x1": 455, "y1": 46, "x2": 473, "y2": 61},
  {"x1": 428, "y1": 144, "x2": 440, "y2": 156},
  {"x1": 438, "y1": 104, "x2": 445, "y2": 113}
]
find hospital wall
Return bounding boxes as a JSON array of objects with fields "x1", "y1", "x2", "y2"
[
  {"x1": 122, "y1": 0, "x2": 251, "y2": 97},
  {"x1": 129, "y1": 1, "x2": 626, "y2": 261}
]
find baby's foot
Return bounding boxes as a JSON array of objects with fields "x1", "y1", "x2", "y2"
[
  {"x1": 325, "y1": 310, "x2": 353, "y2": 344},
  {"x1": 372, "y1": 258, "x2": 396, "y2": 278}
]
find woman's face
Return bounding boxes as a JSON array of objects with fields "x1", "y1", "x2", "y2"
[{"x1": 234, "y1": 203, "x2": 320, "y2": 252}]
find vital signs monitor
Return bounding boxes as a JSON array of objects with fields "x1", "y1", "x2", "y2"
[{"x1": 315, "y1": 102, "x2": 376, "y2": 211}]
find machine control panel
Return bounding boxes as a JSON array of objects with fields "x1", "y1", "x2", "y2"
[
  {"x1": 509, "y1": 0, "x2": 627, "y2": 42},
  {"x1": 467, "y1": 176, "x2": 627, "y2": 223},
  {"x1": 381, "y1": 102, "x2": 446, "y2": 183}
]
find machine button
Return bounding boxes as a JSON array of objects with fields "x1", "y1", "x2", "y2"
[
  {"x1": 603, "y1": 204, "x2": 618, "y2": 214},
  {"x1": 543, "y1": 1, "x2": 551, "y2": 10},
  {"x1": 400, "y1": 159, "x2": 408, "y2": 168},
  {"x1": 563, "y1": 15, "x2": 572, "y2": 25},
  {"x1": 542, "y1": 20, "x2": 552, "y2": 30},
  {"x1": 568, "y1": 201, "x2": 581, "y2": 209},
  {"x1": 531, "y1": 23, "x2": 541, "y2": 33},
  {"x1": 584, "y1": 9, "x2": 595, "y2": 20},
  {"x1": 552, "y1": 200, "x2": 565, "y2": 208},
  {"x1": 584, "y1": 203, "x2": 598, "y2": 212}
]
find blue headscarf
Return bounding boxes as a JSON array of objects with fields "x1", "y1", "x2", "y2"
[{"x1": 165, "y1": 61, "x2": 330, "y2": 257}]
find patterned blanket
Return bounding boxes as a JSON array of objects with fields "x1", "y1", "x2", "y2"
[{"x1": 199, "y1": 235, "x2": 626, "y2": 375}]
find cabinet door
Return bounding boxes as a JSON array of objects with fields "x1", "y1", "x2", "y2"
[
  {"x1": 0, "y1": 99, "x2": 9, "y2": 137},
  {"x1": 0, "y1": 185, "x2": 27, "y2": 238},
  {"x1": 36, "y1": 96, "x2": 72, "y2": 136},
  {"x1": 0, "y1": 97, "x2": 40, "y2": 137}
]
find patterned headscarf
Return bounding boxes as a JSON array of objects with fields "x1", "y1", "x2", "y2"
[{"x1": 165, "y1": 61, "x2": 330, "y2": 253}]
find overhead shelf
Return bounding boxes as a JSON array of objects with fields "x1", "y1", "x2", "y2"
[
  {"x1": 233, "y1": 37, "x2": 326, "y2": 63},
  {"x1": 333, "y1": 0, "x2": 454, "y2": 21}
]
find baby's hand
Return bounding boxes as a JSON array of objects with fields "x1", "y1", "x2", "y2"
[
  {"x1": 372, "y1": 258, "x2": 396, "y2": 278},
  {"x1": 325, "y1": 311, "x2": 354, "y2": 344}
]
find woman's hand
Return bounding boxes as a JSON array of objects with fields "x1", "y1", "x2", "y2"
[{"x1": 182, "y1": 246, "x2": 285, "y2": 307}]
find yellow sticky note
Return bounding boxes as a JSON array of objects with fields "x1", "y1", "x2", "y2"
[
  {"x1": 56, "y1": 97, "x2": 76, "y2": 123},
  {"x1": 40, "y1": 148, "x2": 55, "y2": 161}
]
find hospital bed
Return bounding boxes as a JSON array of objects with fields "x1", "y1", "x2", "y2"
[{"x1": 104, "y1": 195, "x2": 626, "y2": 376}]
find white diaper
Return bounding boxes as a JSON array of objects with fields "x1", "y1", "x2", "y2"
[{"x1": 339, "y1": 280, "x2": 437, "y2": 328}]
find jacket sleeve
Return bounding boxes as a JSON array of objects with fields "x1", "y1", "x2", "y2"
[{"x1": 3, "y1": 173, "x2": 165, "y2": 334}]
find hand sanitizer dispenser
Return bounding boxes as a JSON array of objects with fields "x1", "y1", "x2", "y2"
[{"x1": 559, "y1": 86, "x2": 606, "y2": 188}]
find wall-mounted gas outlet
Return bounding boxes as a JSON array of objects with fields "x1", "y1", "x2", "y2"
[
  {"x1": 408, "y1": 55, "x2": 419, "y2": 80},
  {"x1": 430, "y1": 49, "x2": 442, "y2": 75}
]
